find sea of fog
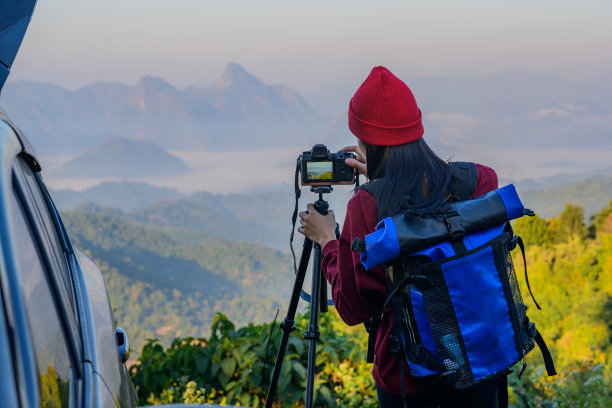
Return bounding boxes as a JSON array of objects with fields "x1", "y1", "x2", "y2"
[{"x1": 41, "y1": 145, "x2": 610, "y2": 194}]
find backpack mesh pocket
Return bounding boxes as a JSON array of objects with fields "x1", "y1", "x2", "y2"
[
  {"x1": 495, "y1": 238, "x2": 536, "y2": 356},
  {"x1": 411, "y1": 232, "x2": 526, "y2": 388},
  {"x1": 418, "y1": 269, "x2": 474, "y2": 388}
]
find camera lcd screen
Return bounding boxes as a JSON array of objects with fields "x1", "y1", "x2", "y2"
[{"x1": 306, "y1": 161, "x2": 333, "y2": 181}]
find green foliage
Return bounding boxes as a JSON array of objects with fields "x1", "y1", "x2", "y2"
[
  {"x1": 508, "y1": 202, "x2": 612, "y2": 406},
  {"x1": 514, "y1": 202, "x2": 589, "y2": 246},
  {"x1": 513, "y1": 215, "x2": 554, "y2": 247},
  {"x1": 509, "y1": 360, "x2": 612, "y2": 408},
  {"x1": 551, "y1": 203, "x2": 588, "y2": 242},
  {"x1": 132, "y1": 201, "x2": 612, "y2": 407},
  {"x1": 591, "y1": 199, "x2": 612, "y2": 235},
  {"x1": 63, "y1": 197, "x2": 612, "y2": 406},
  {"x1": 39, "y1": 366, "x2": 69, "y2": 408},
  {"x1": 131, "y1": 311, "x2": 376, "y2": 407}
]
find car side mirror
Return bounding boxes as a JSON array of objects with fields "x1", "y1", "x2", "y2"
[{"x1": 115, "y1": 327, "x2": 130, "y2": 363}]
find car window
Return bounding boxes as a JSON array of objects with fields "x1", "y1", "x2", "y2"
[
  {"x1": 12, "y1": 156, "x2": 76, "y2": 312},
  {"x1": 10, "y1": 179, "x2": 75, "y2": 407}
]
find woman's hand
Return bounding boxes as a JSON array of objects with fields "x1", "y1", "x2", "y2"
[
  {"x1": 298, "y1": 203, "x2": 337, "y2": 248},
  {"x1": 340, "y1": 145, "x2": 367, "y2": 176}
]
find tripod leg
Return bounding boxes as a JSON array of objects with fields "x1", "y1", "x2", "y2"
[
  {"x1": 319, "y1": 265, "x2": 328, "y2": 313},
  {"x1": 265, "y1": 238, "x2": 313, "y2": 408},
  {"x1": 320, "y1": 222, "x2": 339, "y2": 312},
  {"x1": 304, "y1": 243, "x2": 324, "y2": 408}
]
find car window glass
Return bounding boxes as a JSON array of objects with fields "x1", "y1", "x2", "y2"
[
  {"x1": 11, "y1": 183, "x2": 74, "y2": 407},
  {"x1": 13, "y1": 157, "x2": 78, "y2": 317}
]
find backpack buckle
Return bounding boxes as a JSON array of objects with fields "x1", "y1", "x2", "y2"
[
  {"x1": 409, "y1": 274, "x2": 432, "y2": 289},
  {"x1": 351, "y1": 237, "x2": 366, "y2": 252},
  {"x1": 364, "y1": 318, "x2": 373, "y2": 333},
  {"x1": 389, "y1": 335, "x2": 401, "y2": 356},
  {"x1": 527, "y1": 322, "x2": 537, "y2": 338},
  {"x1": 509, "y1": 235, "x2": 519, "y2": 250},
  {"x1": 439, "y1": 370, "x2": 458, "y2": 384},
  {"x1": 443, "y1": 210, "x2": 465, "y2": 240}
]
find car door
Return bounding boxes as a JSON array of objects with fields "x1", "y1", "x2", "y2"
[{"x1": 5, "y1": 152, "x2": 84, "y2": 407}]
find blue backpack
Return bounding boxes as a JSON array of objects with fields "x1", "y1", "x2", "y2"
[{"x1": 352, "y1": 163, "x2": 556, "y2": 392}]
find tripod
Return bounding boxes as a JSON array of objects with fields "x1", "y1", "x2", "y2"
[{"x1": 265, "y1": 186, "x2": 336, "y2": 408}]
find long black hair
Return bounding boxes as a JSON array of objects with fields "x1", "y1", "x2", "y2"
[{"x1": 362, "y1": 138, "x2": 451, "y2": 220}]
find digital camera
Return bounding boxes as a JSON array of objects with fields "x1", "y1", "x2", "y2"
[{"x1": 300, "y1": 144, "x2": 356, "y2": 186}]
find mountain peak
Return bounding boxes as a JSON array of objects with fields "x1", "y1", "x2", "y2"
[
  {"x1": 103, "y1": 134, "x2": 131, "y2": 144},
  {"x1": 134, "y1": 75, "x2": 176, "y2": 91},
  {"x1": 215, "y1": 63, "x2": 262, "y2": 90}
]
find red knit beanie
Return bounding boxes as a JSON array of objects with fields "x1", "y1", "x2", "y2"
[{"x1": 348, "y1": 66, "x2": 423, "y2": 146}]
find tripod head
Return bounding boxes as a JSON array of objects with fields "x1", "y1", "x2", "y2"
[
  {"x1": 310, "y1": 185, "x2": 333, "y2": 194},
  {"x1": 310, "y1": 186, "x2": 332, "y2": 215}
]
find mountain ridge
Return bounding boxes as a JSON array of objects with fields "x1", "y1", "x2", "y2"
[
  {"x1": 51, "y1": 135, "x2": 191, "y2": 178},
  {"x1": 1, "y1": 63, "x2": 324, "y2": 154}
]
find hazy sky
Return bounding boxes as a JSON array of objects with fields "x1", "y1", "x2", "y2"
[{"x1": 10, "y1": 0, "x2": 612, "y2": 93}]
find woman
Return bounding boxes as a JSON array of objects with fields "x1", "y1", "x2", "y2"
[{"x1": 298, "y1": 66, "x2": 503, "y2": 407}]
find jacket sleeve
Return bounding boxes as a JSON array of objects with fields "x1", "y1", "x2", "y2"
[
  {"x1": 321, "y1": 192, "x2": 388, "y2": 326},
  {"x1": 472, "y1": 163, "x2": 499, "y2": 197}
]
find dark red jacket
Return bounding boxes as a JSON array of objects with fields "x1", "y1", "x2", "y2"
[{"x1": 321, "y1": 164, "x2": 498, "y2": 395}]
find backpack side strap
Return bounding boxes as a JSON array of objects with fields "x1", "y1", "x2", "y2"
[
  {"x1": 365, "y1": 271, "x2": 432, "y2": 363},
  {"x1": 449, "y1": 162, "x2": 478, "y2": 201},
  {"x1": 535, "y1": 329, "x2": 557, "y2": 376},
  {"x1": 366, "y1": 305, "x2": 382, "y2": 364}
]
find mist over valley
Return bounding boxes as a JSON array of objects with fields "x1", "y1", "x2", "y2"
[{"x1": 3, "y1": 63, "x2": 611, "y2": 193}]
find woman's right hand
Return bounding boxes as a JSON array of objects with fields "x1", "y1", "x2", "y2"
[{"x1": 340, "y1": 145, "x2": 367, "y2": 176}]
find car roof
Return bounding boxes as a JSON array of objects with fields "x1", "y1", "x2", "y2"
[{"x1": 0, "y1": 0, "x2": 37, "y2": 92}]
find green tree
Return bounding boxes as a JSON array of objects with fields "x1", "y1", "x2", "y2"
[
  {"x1": 552, "y1": 203, "x2": 588, "y2": 242},
  {"x1": 591, "y1": 199, "x2": 612, "y2": 235},
  {"x1": 513, "y1": 214, "x2": 553, "y2": 246}
]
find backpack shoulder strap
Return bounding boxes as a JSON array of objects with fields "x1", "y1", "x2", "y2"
[
  {"x1": 360, "y1": 179, "x2": 380, "y2": 197},
  {"x1": 448, "y1": 162, "x2": 478, "y2": 201}
]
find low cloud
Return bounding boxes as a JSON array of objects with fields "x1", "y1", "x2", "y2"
[
  {"x1": 527, "y1": 108, "x2": 570, "y2": 120},
  {"x1": 527, "y1": 105, "x2": 612, "y2": 125},
  {"x1": 425, "y1": 112, "x2": 480, "y2": 143}
]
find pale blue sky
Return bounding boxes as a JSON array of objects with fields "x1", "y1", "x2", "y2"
[{"x1": 10, "y1": 0, "x2": 612, "y2": 92}]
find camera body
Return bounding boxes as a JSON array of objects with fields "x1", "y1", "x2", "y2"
[{"x1": 300, "y1": 144, "x2": 356, "y2": 186}]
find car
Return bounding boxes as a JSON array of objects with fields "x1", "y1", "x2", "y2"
[
  {"x1": 1, "y1": 3, "x2": 232, "y2": 407},
  {"x1": 0, "y1": 108, "x2": 140, "y2": 407},
  {"x1": 1, "y1": 2, "x2": 141, "y2": 406}
]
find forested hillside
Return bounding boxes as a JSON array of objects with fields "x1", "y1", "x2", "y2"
[
  {"x1": 518, "y1": 174, "x2": 612, "y2": 219},
  {"x1": 128, "y1": 200, "x2": 612, "y2": 407},
  {"x1": 62, "y1": 206, "x2": 295, "y2": 353},
  {"x1": 52, "y1": 174, "x2": 612, "y2": 250},
  {"x1": 128, "y1": 189, "x2": 294, "y2": 250},
  {"x1": 52, "y1": 181, "x2": 184, "y2": 211}
]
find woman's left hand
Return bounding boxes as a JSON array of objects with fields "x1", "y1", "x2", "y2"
[{"x1": 298, "y1": 203, "x2": 337, "y2": 248}]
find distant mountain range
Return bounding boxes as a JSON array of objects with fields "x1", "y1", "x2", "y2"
[
  {"x1": 0, "y1": 63, "x2": 324, "y2": 155},
  {"x1": 51, "y1": 135, "x2": 191, "y2": 177},
  {"x1": 3, "y1": 65, "x2": 611, "y2": 185},
  {"x1": 3, "y1": 67, "x2": 611, "y2": 158},
  {"x1": 50, "y1": 170, "x2": 612, "y2": 253},
  {"x1": 51, "y1": 180, "x2": 184, "y2": 211}
]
